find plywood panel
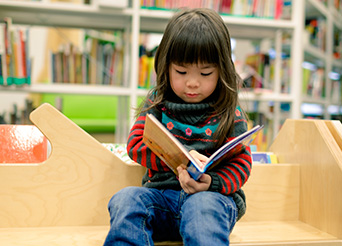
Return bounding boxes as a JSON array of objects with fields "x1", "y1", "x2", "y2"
[
  {"x1": 241, "y1": 164, "x2": 299, "y2": 222},
  {"x1": 269, "y1": 119, "x2": 342, "y2": 239},
  {"x1": 0, "y1": 226, "x2": 108, "y2": 246},
  {"x1": 231, "y1": 221, "x2": 338, "y2": 244}
]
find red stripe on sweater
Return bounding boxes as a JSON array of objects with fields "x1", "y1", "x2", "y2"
[{"x1": 216, "y1": 152, "x2": 252, "y2": 195}]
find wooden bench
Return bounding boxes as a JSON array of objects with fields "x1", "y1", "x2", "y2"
[{"x1": 0, "y1": 103, "x2": 341, "y2": 246}]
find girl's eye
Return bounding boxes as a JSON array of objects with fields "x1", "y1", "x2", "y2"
[
  {"x1": 201, "y1": 72, "x2": 212, "y2": 76},
  {"x1": 176, "y1": 70, "x2": 186, "y2": 75}
]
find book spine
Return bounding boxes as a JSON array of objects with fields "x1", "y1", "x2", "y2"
[
  {"x1": 187, "y1": 162, "x2": 203, "y2": 181},
  {"x1": 0, "y1": 23, "x2": 7, "y2": 85}
]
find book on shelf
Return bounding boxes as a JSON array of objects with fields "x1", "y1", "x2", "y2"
[
  {"x1": 0, "y1": 17, "x2": 31, "y2": 86},
  {"x1": 143, "y1": 113, "x2": 263, "y2": 180},
  {"x1": 331, "y1": 79, "x2": 341, "y2": 103},
  {"x1": 305, "y1": 17, "x2": 326, "y2": 51},
  {"x1": 302, "y1": 66, "x2": 325, "y2": 99},
  {"x1": 247, "y1": 110, "x2": 272, "y2": 151},
  {"x1": 281, "y1": 58, "x2": 291, "y2": 94},
  {"x1": 333, "y1": 28, "x2": 342, "y2": 59},
  {"x1": 244, "y1": 53, "x2": 272, "y2": 90},
  {"x1": 141, "y1": 0, "x2": 291, "y2": 20},
  {"x1": 50, "y1": 30, "x2": 125, "y2": 85},
  {"x1": 85, "y1": 30, "x2": 125, "y2": 86},
  {"x1": 0, "y1": 23, "x2": 7, "y2": 85},
  {"x1": 138, "y1": 44, "x2": 157, "y2": 89},
  {"x1": 252, "y1": 152, "x2": 278, "y2": 164}
]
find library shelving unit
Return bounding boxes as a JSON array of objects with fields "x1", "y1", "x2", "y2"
[
  {"x1": 0, "y1": 0, "x2": 341, "y2": 143},
  {"x1": 301, "y1": 0, "x2": 342, "y2": 120}
]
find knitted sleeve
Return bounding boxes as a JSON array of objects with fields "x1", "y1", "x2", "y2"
[
  {"x1": 126, "y1": 97, "x2": 169, "y2": 172},
  {"x1": 207, "y1": 109, "x2": 252, "y2": 196}
]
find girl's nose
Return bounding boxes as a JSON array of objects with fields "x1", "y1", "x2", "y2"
[{"x1": 186, "y1": 78, "x2": 199, "y2": 88}]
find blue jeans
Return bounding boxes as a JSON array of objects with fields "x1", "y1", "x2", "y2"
[{"x1": 103, "y1": 186, "x2": 238, "y2": 246}]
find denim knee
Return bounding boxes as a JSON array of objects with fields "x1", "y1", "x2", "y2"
[
  {"x1": 180, "y1": 191, "x2": 237, "y2": 245},
  {"x1": 104, "y1": 186, "x2": 155, "y2": 246},
  {"x1": 107, "y1": 186, "x2": 142, "y2": 212}
]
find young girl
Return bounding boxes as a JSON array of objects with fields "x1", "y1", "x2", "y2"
[{"x1": 104, "y1": 8, "x2": 252, "y2": 246}]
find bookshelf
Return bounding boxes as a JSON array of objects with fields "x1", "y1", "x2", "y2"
[
  {"x1": 301, "y1": 0, "x2": 342, "y2": 120},
  {"x1": 0, "y1": 0, "x2": 341, "y2": 145}
]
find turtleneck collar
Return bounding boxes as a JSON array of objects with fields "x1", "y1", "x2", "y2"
[{"x1": 163, "y1": 100, "x2": 213, "y2": 125}]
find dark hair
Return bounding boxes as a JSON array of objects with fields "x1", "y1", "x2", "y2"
[{"x1": 142, "y1": 8, "x2": 243, "y2": 146}]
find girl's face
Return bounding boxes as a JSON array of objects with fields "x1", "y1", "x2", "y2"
[{"x1": 169, "y1": 63, "x2": 219, "y2": 103}]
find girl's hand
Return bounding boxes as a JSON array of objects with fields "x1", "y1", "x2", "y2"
[
  {"x1": 189, "y1": 150, "x2": 208, "y2": 169},
  {"x1": 177, "y1": 166, "x2": 212, "y2": 194},
  {"x1": 177, "y1": 150, "x2": 211, "y2": 194}
]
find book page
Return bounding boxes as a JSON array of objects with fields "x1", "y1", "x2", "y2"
[{"x1": 203, "y1": 125, "x2": 263, "y2": 171}]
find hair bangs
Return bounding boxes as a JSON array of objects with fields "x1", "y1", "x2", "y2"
[{"x1": 168, "y1": 22, "x2": 219, "y2": 66}]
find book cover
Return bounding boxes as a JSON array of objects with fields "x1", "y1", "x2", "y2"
[
  {"x1": 252, "y1": 152, "x2": 278, "y2": 164},
  {"x1": 143, "y1": 113, "x2": 263, "y2": 180}
]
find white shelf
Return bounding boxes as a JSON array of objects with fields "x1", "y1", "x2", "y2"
[
  {"x1": 302, "y1": 95, "x2": 328, "y2": 105},
  {"x1": 304, "y1": 44, "x2": 327, "y2": 62},
  {"x1": 0, "y1": 0, "x2": 133, "y2": 29},
  {"x1": 239, "y1": 91, "x2": 293, "y2": 103},
  {"x1": 332, "y1": 59, "x2": 342, "y2": 68},
  {"x1": 139, "y1": 8, "x2": 295, "y2": 39},
  {"x1": 306, "y1": 0, "x2": 329, "y2": 17},
  {"x1": 1, "y1": 85, "x2": 294, "y2": 102},
  {"x1": 0, "y1": 84, "x2": 133, "y2": 96}
]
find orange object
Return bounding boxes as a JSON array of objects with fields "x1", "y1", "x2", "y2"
[{"x1": 0, "y1": 125, "x2": 48, "y2": 163}]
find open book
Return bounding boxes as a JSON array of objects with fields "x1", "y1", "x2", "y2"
[{"x1": 143, "y1": 114, "x2": 264, "y2": 180}]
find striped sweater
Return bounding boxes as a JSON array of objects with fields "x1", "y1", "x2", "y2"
[{"x1": 127, "y1": 95, "x2": 252, "y2": 220}]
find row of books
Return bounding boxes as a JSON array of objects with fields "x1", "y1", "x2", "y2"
[
  {"x1": 319, "y1": 0, "x2": 342, "y2": 11},
  {"x1": 305, "y1": 17, "x2": 326, "y2": 52},
  {"x1": 248, "y1": 109, "x2": 273, "y2": 151},
  {"x1": 0, "y1": 18, "x2": 31, "y2": 86},
  {"x1": 138, "y1": 44, "x2": 156, "y2": 89},
  {"x1": 334, "y1": 0, "x2": 342, "y2": 10},
  {"x1": 302, "y1": 65, "x2": 342, "y2": 102},
  {"x1": 0, "y1": 99, "x2": 34, "y2": 125},
  {"x1": 139, "y1": 52, "x2": 156, "y2": 89},
  {"x1": 331, "y1": 79, "x2": 342, "y2": 103},
  {"x1": 50, "y1": 31, "x2": 125, "y2": 86},
  {"x1": 241, "y1": 53, "x2": 291, "y2": 94},
  {"x1": 141, "y1": 0, "x2": 292, "y2": 20},
  {"x1": 333, "y1": 28, "x2": 342, "y2": 59},
  {"x1": 243, "y1": 53, "x2": 272, "y2": 90},
  {"x1": 302, "y1": 65, "x2": 325, "y2": 99},
  {"x1": 251, "y1": 151, "x2": 278, "y2": 164}
]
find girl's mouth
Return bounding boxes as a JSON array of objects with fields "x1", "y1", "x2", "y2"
[{"x1": 186, "y1": 93, "x2": 199, "y2": 98}]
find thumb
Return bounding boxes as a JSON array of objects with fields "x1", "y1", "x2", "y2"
[{"x1": 199, "y1": 173, "x2": 211, "y2": 184}]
